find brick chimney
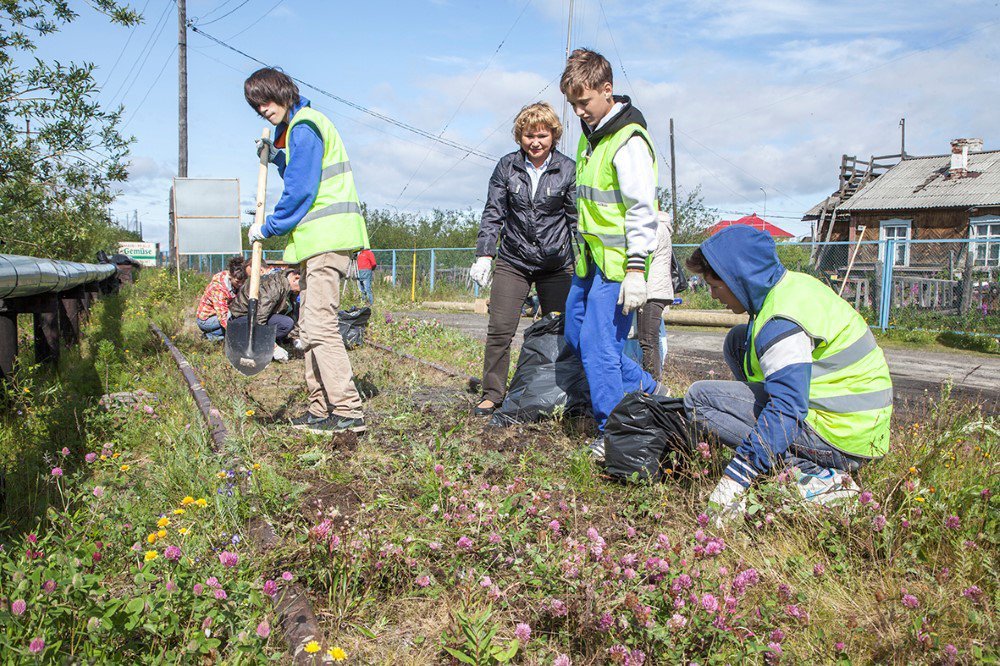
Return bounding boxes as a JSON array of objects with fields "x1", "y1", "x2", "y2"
[{"x1": 949, "y1": 138, "x2": 984, "y2": 177}]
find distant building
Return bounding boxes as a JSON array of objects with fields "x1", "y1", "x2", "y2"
[
  {"x1": 707, "y1": 213, "x2": 793, "y2": 239},
  {"x1": 804, "y1": 139, "x2": 1000, "y2": 274}
]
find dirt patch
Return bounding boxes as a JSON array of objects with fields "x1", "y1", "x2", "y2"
[{"x1": 301, "y1": 481, "x2": 361, "y2": 528}]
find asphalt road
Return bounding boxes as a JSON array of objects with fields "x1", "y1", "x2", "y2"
[{"x1": 397, "y1": 309, "x2": 999, "y2": 412}]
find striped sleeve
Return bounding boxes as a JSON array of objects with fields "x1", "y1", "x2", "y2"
[{"x1": 729, "y1": 318, "x2": 814, "y2": 481}]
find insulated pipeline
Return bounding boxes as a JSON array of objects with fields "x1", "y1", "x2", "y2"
[{"x1": 0, "y1": 254, "x2": 116, "y2": 299}]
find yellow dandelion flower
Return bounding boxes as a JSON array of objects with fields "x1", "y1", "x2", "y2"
[
  {"x1": 216, "y1": 471, "x2": 226, "y2": 479},
  {"x1": 328, "y1": 647, "x2": 347, "y2": 661},
  {"x1": 100, "y1": 455, "x2": 107, "y2": 461},
  {"x1": 908, "y1": 466, "x2": 917, "y2": 474},
  {"x1": 119, "y1": 464, "x2": 130, "y2": 472},
  {"x1": 157, "y1": 517, "x2": 170, "y2": 528},
  {"x1": 181, "y1": 496, "x2": 195, "y2": 506},
  {"x1": 144, "y1": 550, "x2": 158, "y2": 562},
  {"x1": 915, "y1": 496, "x2": 925, "y2": 502},
  {"x1": 173, "y1": 508, "x2": 185, "y2": 515},
  {"x1": 157, "y1": 529, "x2": 167, "y2": 538},
  {"x1": 253, "y1": 463, "x2": 261, "y2": 470},
  {"x1": 112, "y1": 452, "x2": 120, "y2": 459},
  {"x1": 195, "y1": 498, "x2": 207, "y2": 507},
  {"x1": 303, "y1": 641, "x2": 320, "y2": 654},
  {"x1": 147, "y1": 533, "x2": 157, "y2": 544},
  {"x1": 179, "y1": 527, "x2": 190, "y2": 535},
  {"x1": 245, "y1": 409, "x2": 255, "y2": 416}
]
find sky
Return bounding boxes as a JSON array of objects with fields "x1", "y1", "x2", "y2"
[{"x1": 32, "y1": 0, "x2": 1000, "y2": 248}]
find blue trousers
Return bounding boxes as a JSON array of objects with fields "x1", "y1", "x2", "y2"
[
  {"x1": 357, "y1": 269, "x2": 374, "y2": 305},
  {"x1": 197, "y1": 315, "x2": 224, "y2": 341},
  {"x1": 564, "y1": 265, "x2": 657, "y2": 432}
]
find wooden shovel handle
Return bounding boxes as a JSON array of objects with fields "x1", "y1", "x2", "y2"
[{"x1": 248, "y1": 127, "x2": 270, "y2": 300}]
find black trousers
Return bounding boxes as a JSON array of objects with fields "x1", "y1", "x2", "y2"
[
  {"x1": 481, "y1": 259, "x2": 572, "y2": 403},
  {"x1": 636, "y1": 300, "x2": 666, "y2": 380}
]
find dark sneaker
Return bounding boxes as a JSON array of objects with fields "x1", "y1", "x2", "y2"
[
  {"x1": 652, "y1": 382, "x2": 671, "y2": 398},
  {"x1": 298, "y1": 413, "x2": 367, "y2": 435},
  {"x1": 288, "y1": 412, "x2": 328, "y2": 429}
]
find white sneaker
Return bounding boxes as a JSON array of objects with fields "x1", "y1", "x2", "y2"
[
  {"x1": 795, "y1": 469, "x2": 860, "y2": 505},
  {"x1": 293, "y1": 338, "x2": 306, "y2": 352},
  {"x1": 589, "y1": 435, "x2": 606, "y2": 464},
  {"x1": 272, "y1": 346, "x2": 289, "y2": 363}
]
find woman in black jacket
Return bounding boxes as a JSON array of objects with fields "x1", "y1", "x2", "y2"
[{"x1": 470, "y1": 102, "x2": 577, "y2": 416}]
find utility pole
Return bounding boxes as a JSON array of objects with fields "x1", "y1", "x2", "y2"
[
  {"x1": 177, "y1": 0, "x2": 188, "y2": 178},
  {"x1": 669, "y1": 118, "x2": 678, "y2": 225},
  {"x1": 559, "y1": 0, "x2": 575, "y2": 152},
  {"x1": 899, "y1": 117, "x2": 905, "y2": 158}
]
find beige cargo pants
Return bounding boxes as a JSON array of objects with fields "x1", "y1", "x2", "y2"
[{"x1": 298, "y1": 251, "x2": 363, "y2": 419}]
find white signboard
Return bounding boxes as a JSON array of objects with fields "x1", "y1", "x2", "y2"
[
  {"x1": 118, "y1": 241, "x2": 158, "y2": 267},
  {"x1": 172, "y1": 178, "x2": 242, "y2": 255}
]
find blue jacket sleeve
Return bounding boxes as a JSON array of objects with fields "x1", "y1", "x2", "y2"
[
  {"x1": 722, "y1": 317, "x2": 814, "y2": 487},
  {"x1": 262, "y1": 122, "x2": 323, "y2": 237}
]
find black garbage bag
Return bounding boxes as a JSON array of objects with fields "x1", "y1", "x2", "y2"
[
  {"x1": 604, "y1": 393, "x2": 690, "y2": 482},
  {"x1": 490, "y1": 313, "x2": 591, "y2": 426},
  {"x1": 338, "y1": 306, "x2": 371, "y2": 350}
]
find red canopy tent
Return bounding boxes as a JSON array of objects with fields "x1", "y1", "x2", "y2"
[{"x1": 708, "y1": 213, "x2": 793, "y2": 238}]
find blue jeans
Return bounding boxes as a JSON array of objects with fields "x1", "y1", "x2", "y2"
[
  {"x1": 684, "y1": 325, "x2": 869, "y2": 475},
  {"x1": 564, "y1": 265, "x2": 657, "y2": 432},
  {"x1": 197, "y1": 315, "x2": 224, "y2": 341},
  {"x1": 357, "y1": 269, "x2": 374, "y2": 304},
  {"x1": 227, "y1": 314, "x2": 294, "y2": 341}
]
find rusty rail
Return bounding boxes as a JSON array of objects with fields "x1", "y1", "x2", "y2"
[{"x1": 368, "y1": 340, "x2": 481, "y2": 392}]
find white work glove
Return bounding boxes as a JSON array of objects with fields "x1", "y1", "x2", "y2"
[
  {"x1": 247, "y1": 221, "x2": 266, "y2": 244},
  {"x1": 707, "y1": 476, "x2": 747, "y2": 528},
  {"x1": 617, "y1": 271, "x2": 647, "y2": 315},
  {"x1": 469, "y1": 256, "x2": 493, "y2": 288},
  {"x1": 255, "y1": 138, "x2": 278, "y2": 163}
]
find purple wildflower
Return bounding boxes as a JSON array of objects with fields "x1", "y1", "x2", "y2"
[
  {"x1": 457, "y1": 536, "x2": 474, "y2": 550},
  {"x1": 164, "y1": 545, "x2": 182, "y2": 562},
  {"x1": 218, "y1": 551, "x2": 239, "y2": 568},
  {"x1": 859, "y1": 490, "x2": 872, "y2": 505},
  {"x1": 29, "y1": 638, "x2": 44, "y2": 654},
  {"x1": 553, "y1": 654, "x2": 571, "y2": 666},
  {"x1": 193, "y1": 583, "x2": 204, "y2": 595},
  {"x1": 962, "y1": 585, "x2": 983, "y2": 602},
  {"x1": 945, "y1": 515, "x2": 960, "y2": 530},
  {"x1": 901, "y1": 594, "x2": 919, "y2": 609},
  {"x1": 214, "y1": 588, "x2": 228, "y2": 601},
  {"x1": 514, "y1": 622, "x2": 531, "y2": 642},
  {"x1": 415, "y1": 574, "x2": 431, "y2": 588},
  {"x1": 263, "y1": 579, "x2": 277, "y2": 597},
  {"x1": 701, "y1": 594, "x2": 719, "y2": 613},
  {"x1": 256, "y1": 620, "x2": 270, "y2": 639},
  {"x1": 11, "y1": 599, "x2": 26, "y2": 615},
  {"x1": 50, "y1": 467, "x2": 63, "y2": 477},
  {"x1": 872, "y1": 515, "x2": 887, "y2": 532},
  {"x1": 667, "y1": 613, "x2": 687, "y2": 630},
  {"x1": 85, "y1": 452, "x2": 97, "y2": 463}
]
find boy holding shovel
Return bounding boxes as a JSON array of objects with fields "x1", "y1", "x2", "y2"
[{"x1": 244, "y1": 67, "x2": 368, "y2": 434}]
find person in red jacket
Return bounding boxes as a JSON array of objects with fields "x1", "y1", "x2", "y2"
[{"x1": 356, "y1": 249, "x2": 377, "y2": 305}]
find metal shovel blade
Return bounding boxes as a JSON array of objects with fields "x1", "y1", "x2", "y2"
[{"x1": 224, "y1": 300, "x2": 276, "y2": 376}]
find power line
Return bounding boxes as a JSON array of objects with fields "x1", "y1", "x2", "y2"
[
  {"x1": 227, "y1": 0, "x2": 285, "y2": 39},
  {"x1": 394, "y1": 0, "x2": 535, "y2": 206},
  {"x1": 196, "y1": 0, "x2": 251, "y2": 25},
  {"x1": 106, "y1": 0, "x2": 174, "y2": 107},
  {"x1": 121, "y1": 45, "x2": 178, "y2": 130},
  {"x1": 402, "y1": 75, "x2": 560, "y2": 210},
  {"x1": 189, "y1": 25, "x2": 499, "y2": 162},
  {"x1": 100, "y1": 0, "x2": 154, "y2": 87}
]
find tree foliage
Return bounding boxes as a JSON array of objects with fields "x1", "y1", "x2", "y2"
[
  {"x1": 0, "y1": 0, "x2": 141, "y2": 261},
  {"x1": 657, "y1": 186, "x2": 717, "y2": 245}
]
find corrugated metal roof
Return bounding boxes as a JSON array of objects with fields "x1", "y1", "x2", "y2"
[{"x1": 838, "y1": 150, "x2": 1000, "y2": 211}]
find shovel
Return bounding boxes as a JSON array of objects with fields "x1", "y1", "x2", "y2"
[{"x1": 225, "y1": 128, "x2": 277, "y2": 376}]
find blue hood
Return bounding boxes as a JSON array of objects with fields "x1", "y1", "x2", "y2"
[
  {"x1": 699, "y1": 226, "x2": 785, "y2": 315},
  {"x1": 275, "y1": 96, "x2": 311, "y2": 146}
]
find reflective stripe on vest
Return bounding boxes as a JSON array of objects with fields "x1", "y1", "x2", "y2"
[
  {"x1": 574, "y1": 122, "x2": 658, "y2": 282},
  {"x1": 282, "y1": 107, "x2": 369, "y2": 264},
  {"x1": 747, "y1": 271, "x2": 893, "y2": 458}
]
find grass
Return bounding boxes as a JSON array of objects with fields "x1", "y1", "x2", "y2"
[{"x1": 0, "y1": 268, "x2": 996, "y2": 664}]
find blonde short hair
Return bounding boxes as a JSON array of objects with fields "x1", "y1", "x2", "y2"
[
  {"x1": 513, "y1": 102, "x2": 563, "y2": 144},
  {"x1": 559, "y1": 48, "x2": 612, "y2": 97}
]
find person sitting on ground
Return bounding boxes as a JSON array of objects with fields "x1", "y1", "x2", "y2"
[
  {"x1": 195, "y1": 256, "x2": 248, "y2": 341},
  {"x1": 635, "y1": 210, "x2": 674, "y2": 381},
  {"x1": 228, "y1": 268, "x2": 301, "y2": 362},
  {"x1": 469, "y1": 101, "x2": 577, "y2": 416},
  {"x1": 559, "y1": 49, "x2": 667, "y2": 459},
  {"x1": 682, "y1": 226, "x2": 893, "y2": 526}
]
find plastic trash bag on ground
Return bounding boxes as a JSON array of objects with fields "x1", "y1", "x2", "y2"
[
  {"x1": 490, "y1": 313, "x2": 591, "y2": 426},
  {"x1": 339, "y1": 306, "x2": 371, "y2": 350},
  {"x1": 604, "y1": 392, "x2": 690, "y2": 482}
]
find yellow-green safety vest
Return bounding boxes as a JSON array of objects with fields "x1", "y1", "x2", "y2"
[
  {"x1": 746, "y1": 271, "x2": 893, "y2": 458},
  {"x1": 282, "y1": 107, "x2": 369, "y2": 264},
  {"x1": 573, "y1": 123, "x2": 658, "y2": 282}
]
